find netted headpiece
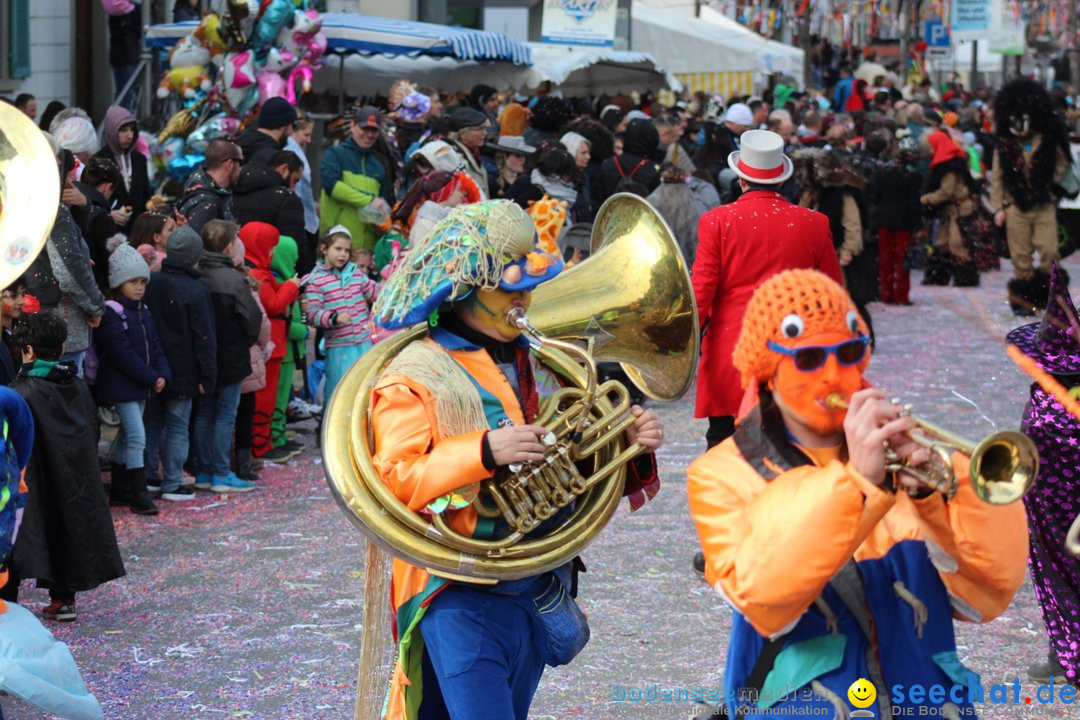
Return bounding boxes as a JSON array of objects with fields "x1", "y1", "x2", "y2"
[{"x1": 373, "y1": 200, "x2": 561, "y2": 330}]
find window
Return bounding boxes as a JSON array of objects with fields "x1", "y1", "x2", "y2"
[{"x1": 0, "y1": 0, "x2": 31, "y2": 93}]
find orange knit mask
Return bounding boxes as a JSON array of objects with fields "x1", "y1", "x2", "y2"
[{"x1": 733, "y1": 270, "x2": 870, "y2": 435}]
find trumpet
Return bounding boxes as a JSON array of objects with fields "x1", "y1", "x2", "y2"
[{"x1": 824, "y1": 394, "x2": 1038, "y2": 505}]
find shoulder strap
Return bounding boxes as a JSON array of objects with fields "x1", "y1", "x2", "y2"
[{"x1": 105, "y1": 300, "x2": 127, "y2": 330}]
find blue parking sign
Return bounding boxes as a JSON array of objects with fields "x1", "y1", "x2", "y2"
[{"x1": 924, "y1": 20, "x2": 950, "y2": 47}]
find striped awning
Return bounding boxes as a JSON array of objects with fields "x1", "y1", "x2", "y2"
[
  {"x1": 658, "y1": 71, "x2": 754, "y2": 105},
  {"x1": 145, "y1": 12, "x2": 531, "y2": 65}
]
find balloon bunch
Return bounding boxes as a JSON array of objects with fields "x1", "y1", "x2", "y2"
[{"x1": 152, "y1": 0, "x2": 327, "y2": 183}]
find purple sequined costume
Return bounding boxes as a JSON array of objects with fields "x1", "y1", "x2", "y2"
[{"x1": 1007, "y1": 263, "x2": 1080, "y2": 684}]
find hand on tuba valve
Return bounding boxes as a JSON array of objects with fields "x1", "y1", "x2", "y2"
[{"x1": 825, "y1": 393, "x2": 1038, "y2": 504}]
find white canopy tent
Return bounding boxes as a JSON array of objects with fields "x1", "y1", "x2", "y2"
[
  {"x1": 631, "y1": 2, "x2": 803, "y2": 99},
  {"x1": 310, "y1": 55, "x2": 533, "y2": 96},
  {"x1": 524, "y1": 44, "x2": 681, "y2": 95}
]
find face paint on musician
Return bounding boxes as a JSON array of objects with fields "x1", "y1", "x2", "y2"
[
  {"x1": 458, "y1": 288, "x2": 532, "y2": 342},
  {"x1": 768, "y1": 330, "x2": 865, "y2": 437}
]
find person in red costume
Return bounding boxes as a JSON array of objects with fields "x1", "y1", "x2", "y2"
[{"x1": 690, "y1": 130, "x2": 840, "y2": 574}]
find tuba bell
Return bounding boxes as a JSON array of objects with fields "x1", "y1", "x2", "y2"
[
  {"x1": 322, "y1": 193, "x2": 698, "y2": 584},
  {"x1": 0, "y1": 103, "x2": 61, "y2": 290}
]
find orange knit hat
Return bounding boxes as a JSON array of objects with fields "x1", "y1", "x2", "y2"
[
  {"x1": 498, "y1": 103, "x2": 529, "y2": 137},
  {"x1": 732, "y1": 269, "x2": 870, "y2": 386}
]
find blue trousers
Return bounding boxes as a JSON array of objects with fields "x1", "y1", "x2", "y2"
[
  {"x1": 193, "y1": 381, "x2": 241, "y2": 477},
  {"x1": 144, "y1": 396, "x2": 193, "y2": 492},
  {"x1": 323, "y1": 341, "x2": 371, "y2": 406},
  {"x1": 111, "y1": 400, "x2": 146, "y2": 470},
  {"x1": 417, "y1": 586, "x2": 546, "y2": 720}
]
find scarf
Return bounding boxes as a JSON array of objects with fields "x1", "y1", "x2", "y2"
[{"x1": 531, "y1": 169, "x2": 578, "y2": 205}]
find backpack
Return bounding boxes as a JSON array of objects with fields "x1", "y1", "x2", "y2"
[{"x1": 84, "y1": 300, "x2": 127, "y2": 385}]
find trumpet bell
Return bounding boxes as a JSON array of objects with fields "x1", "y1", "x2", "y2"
[
  {"x1": 528, "y1": 193, "x2": 699, "y2": 402},
  {"x1": 0, "y1": 103, "x2": 60, "y2": 289},
  {"x1": 970, "y1": 430, "x2": 1039, "y2": 505}
]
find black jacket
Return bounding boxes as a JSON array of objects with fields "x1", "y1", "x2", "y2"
[
  {"x1": 235, "y1": 129, "x2": 283, "y2": 166},
  {"x1": 595, "y1": 120, "x2": 662, "y2": 205},
  {"x1": 93, "y1": 296, "x2": 172, "y2": 405},
  {"x1": 198, "y1": 252, "x2": 263, "y2": 386},
  {"x1": 144, "y1": 261, "x2": 218, "y2": 398},
  {"x1": 95, "y1": 146, "x2": 151, "y2": 225},
  {"x1": 178, "y1": 169, "x2": 233, "y2": 234},
  {"x1": 11, "y1": 361, "x2": 125, "y2": 592},
  {"x1": 867, "y1": 160, "x2": 924, "y2": 232},
  {"x1": 70, "y1": 182, "x2": 117, "y2": 293},
  {"x1": 232, "y1": 164, "x2": 307, "y2": 243}
]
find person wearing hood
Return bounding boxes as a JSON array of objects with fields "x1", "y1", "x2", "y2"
[
  {"x1": 594, "y1": 118, "x2": 661, "y2": 206},
  {"x1": 319, "y1": 106, "x2": 390, "y2": 251},
  {"x1": 232, "y1": 149, "x2": 307, "y2": 252},
  {"x1": 236, "y1": 97, "x2": 296, "y2": 166},
  {"x1": 238, "y1": 222, "x2": 301, "y2": 463},
  {"x1": 268, "y1": 235, "x2": 307, "y2": 460},
  {"x1": 143, "y1": 226, "x2": 217, "y2": 502},
  {"x1": 179, "y1": 138, "x2": 243, "y2": 234},
  {"x1": 920, "y1": 129, "x2": 981, "y2": 287},
  {"x1": 95, "y1": 104, "x2": 150, "y2": 227}
]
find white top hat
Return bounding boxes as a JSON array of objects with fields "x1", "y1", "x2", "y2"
[{"x1": 727, "y1": 129, "x2": 793, "y2": 185}]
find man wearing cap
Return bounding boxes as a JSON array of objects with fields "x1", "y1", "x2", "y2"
[
  {"x1": 319, "y1": 106, "x2": 390, "y2": 251},
  {"x1": 235, "y1": 97, "x2": 297, "y2": 166},
  {"x1": 368, "y1": 200, "x2": 664, "y2": 719},
  {"x1": 448, "y1": 106, "x2": 492, "y2": 200},
  {"x1": 687, "y1": 269, "x2": 1027, "y2": 719}
]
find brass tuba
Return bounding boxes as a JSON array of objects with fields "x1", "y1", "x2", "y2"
[
  {"x1": 0, "y1": 103, "x2": 61, "y2": 289},
  {"x1": 322, "y1": 193, "x2": 698, "y2": 584}
]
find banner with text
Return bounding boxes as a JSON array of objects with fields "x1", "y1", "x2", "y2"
[
  {"x1": 950, "y1": 0, "x2": 995, "y2": 40},
  {"x1": 541, "y1": 0, "x2": 618, "y2": 47}
]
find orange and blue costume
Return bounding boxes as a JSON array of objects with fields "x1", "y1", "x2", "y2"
[
  {"x1": 687, "y1": 270, "x2": 1028, "y2": 718},
  {"x1": 369, "y1": 201, "x2": 659, "y2": 719}
]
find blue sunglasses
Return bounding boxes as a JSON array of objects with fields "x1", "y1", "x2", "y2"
[{"x1": 768, "y1": 336, "x2": 870, "y2": 372}]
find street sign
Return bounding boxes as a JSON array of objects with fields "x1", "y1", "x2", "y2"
[
  {"x1": 924, "y1": 20, "x2": 951, "y2": 48},
  {"x1": 926, "y1": 47, "x2": 953, "y2": 60}
]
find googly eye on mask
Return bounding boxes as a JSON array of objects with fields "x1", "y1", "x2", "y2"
[
  {"x1": 780, "y1": 313, "x2": 805, "y2": 339},
  {"x1": 846, "y1": 311, "x2": 860, "y2": 334}
]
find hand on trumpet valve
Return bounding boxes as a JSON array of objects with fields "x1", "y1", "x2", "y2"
[
  {"x1": 626, "y1": 405, "x2": 664, "y2": 451},
  {"x1": 843, "y1": 389, "x2": 931, "y2": 488}
]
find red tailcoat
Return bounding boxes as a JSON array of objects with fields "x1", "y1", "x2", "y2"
[{"x1": 691, "y1": 190, "x2": 842, "y2": 418}]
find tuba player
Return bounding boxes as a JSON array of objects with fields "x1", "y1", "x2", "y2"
[
  {"x1": 368, "y1": 199, "x2": 663, "y2": 719},
  {"x1": 687, "y1": 270, "x2": 1028, "y2": 718}
]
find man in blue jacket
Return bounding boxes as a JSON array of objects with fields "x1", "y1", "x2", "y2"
[{"x1": 143, "y1": 226, "x2": 217, "y2": 501}]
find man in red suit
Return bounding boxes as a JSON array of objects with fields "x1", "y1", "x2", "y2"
[{"x1": 690, "y1": 129, "x2": 841, "y2": 572}]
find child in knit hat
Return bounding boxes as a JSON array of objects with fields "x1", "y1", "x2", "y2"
[{"x1": 93, "y1": 243, "x2": 171, "y2": 515}]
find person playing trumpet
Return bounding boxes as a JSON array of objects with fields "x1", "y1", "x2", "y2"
[
  {"x1": 688, "y1": 269, "x2": 1028, "y2": 718},
  {"x1": 368, "y1": 199, "x2": 664, "y2": 719}
]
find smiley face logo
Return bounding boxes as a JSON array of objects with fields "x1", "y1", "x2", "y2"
[{"x1": 847, "y1": 678, "x2": 876, "y2": 709}]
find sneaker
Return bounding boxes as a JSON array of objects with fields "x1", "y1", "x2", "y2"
[
  {"x1": 281, "y1": 438, "x2": 305, "y2": 454},
  {"x1": 259, "y1": 445, "x2": 299, "y2": 464},
  {"x1": 692, "y1": 551, "x2": 705, "y2": 576},
  {"x1": 180, "y1": 472, "x2": 196, "y2": 486},
  {"x1": 193, "y1": 473, "x2": 213, "y2": 490},
  {"x1": 286, "y1": 398, "x2": 312, "y2": 423},
  {"x1": 162, "y1": 486, "x2": 197, "y2": 502},
  {"x1": 146, "y1": 480, "x2": 162, "y2": 495},
  {"x1": 210, "y1": 472, "x2": 256, "y2": 493},
  {"x1": 43, "y1": 601, "x2": 77, "y2": 622}
]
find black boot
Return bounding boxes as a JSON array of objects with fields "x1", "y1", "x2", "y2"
[
  {"x1": 127, "y1": 467, "x2": 159, "y2": 516},
  {"x1": 235, "y1": 447, "x2": 260, "y2": 483},
  {"x1": 952, "y1": 261, "x2": 980, "y2": 287},
  {"x1": 108, "y1": 463, "x2": 131, "y2": 507},
  {"x1": 1027, "y1": 649, "x2": 1067, "y2": 683}
]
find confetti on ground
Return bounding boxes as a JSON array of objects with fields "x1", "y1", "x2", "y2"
[{"x1": 9, "y1": 257, "x2": 1077, "y2": 719}]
